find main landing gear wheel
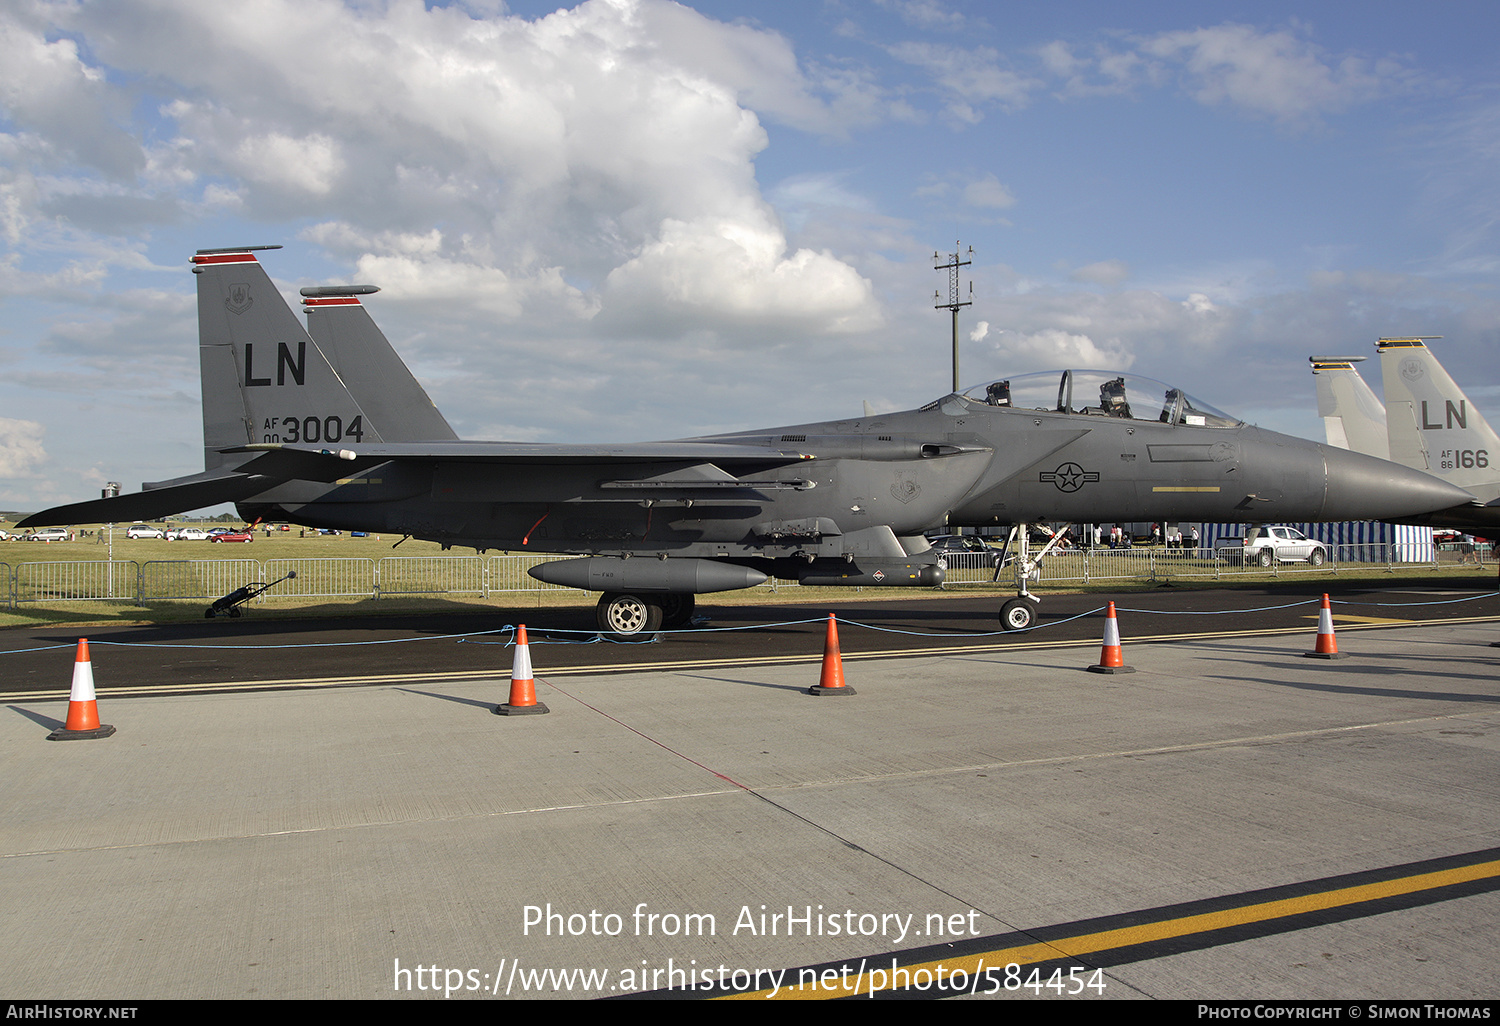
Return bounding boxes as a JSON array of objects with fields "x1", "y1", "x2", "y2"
[
  {"x1": 999, "y1": 596, "x2": 1039, "y2": 631},
  {"x1": 660, "y1": 593, "x2": 696, "y2": 629},
  {"x1": 597, "y1": 592, "x2": 664, "y2": 638}
]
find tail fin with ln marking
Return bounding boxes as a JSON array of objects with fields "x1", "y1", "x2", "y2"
[
  {"x1": 1377, "y1": 337, "x2": 1500, "y2": 503},
  {"x1": 193, "y1": 245, "x2": 388, "y2": 471}
]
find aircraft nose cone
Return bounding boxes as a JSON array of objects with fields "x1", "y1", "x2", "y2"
[{"x1": 1320, "y1": 446, "x2": 1475, "y2": 520}]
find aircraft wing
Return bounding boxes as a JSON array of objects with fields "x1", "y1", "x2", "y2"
[
  {"x1": 18, "y1": 440, "x2": 820, "y2": 528},
  {"x1": 222, "y1": 441, "x2": 816, "y2": 466},
  {"x1": 232, "y1": 441, "x2": 824, "y2": 501}
]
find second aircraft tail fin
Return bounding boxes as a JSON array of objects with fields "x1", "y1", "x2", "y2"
[
  {"x1": 1378, "y1": 337, "x2": 1499, "y2": 501},
  {"x1": 1310, "y1": 355, "x2": 1389, "y2": 460},
  {"x1": 301, "y1": 287, "x2": 458, "y2": 441}
]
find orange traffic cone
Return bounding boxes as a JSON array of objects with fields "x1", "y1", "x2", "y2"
[
  {"x1": 1087, "y1": 602, "x2": 1136, "y2": 674},
  {"x1": 809, "y1": 614, "x2": 856, "y2": 696},
  {"x1": 494, "y1": 625, "x2": 550, "y2": 715},
  {"x1": 47, "y1": 639, "x2": 116, "y2": 740},
  {"x1": 1304, "y1": 594, "x2": 1347, "y2": 660}
]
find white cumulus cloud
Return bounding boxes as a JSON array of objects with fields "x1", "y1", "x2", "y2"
[
  {"x1": 1, "y1": 0, "x2": 879, "y2": 335},
  {"x1": 0, "y1": 417, "x2": 47, "y2": 478},
  {"x1": 991, "y1": 327, "x2": 1134, "y2": 370},
  {"x1": 1037, "y1": 22, "x2": 1415, "y2": 126}
]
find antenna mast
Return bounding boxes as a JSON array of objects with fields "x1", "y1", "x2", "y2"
[{"x1": 934, "y1": 242, "x2": 973, "y2": 393}]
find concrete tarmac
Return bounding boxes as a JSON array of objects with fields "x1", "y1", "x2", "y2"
[{"x1": 3, "y1": 620, "x2": 1498, "y2": 1000}]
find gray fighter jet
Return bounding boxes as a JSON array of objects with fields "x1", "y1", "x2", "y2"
[{"x1": 19, "y1": 246, "x2": 1473, "y2": 634}]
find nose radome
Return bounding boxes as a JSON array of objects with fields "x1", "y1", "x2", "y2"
[{"x1": 1319, "y1": 445, "x2": 1476, "y2": 521}]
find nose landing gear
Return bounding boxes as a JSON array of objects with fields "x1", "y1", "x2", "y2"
[{"x1": 994, "y1": 523, "x2": 1070, "y2": 631}]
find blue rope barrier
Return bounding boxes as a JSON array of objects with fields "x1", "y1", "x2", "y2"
[{"x1": 0, "y1": 591, "x2": 1493, "y2": 654}]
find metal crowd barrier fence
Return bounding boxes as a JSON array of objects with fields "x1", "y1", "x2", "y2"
[
  {"x1": 938, "y1": 543, "x2": 1450, "y2": 587},
  {"x1": 485, "y1": 555, "x2": 573, "y2": 595},
  {"x1": 1, "y1": 543, "x2": 1483, "y2": 609},
  {"x1": 378, "y1": 555, "x2": 488, "y2": 597},
  {"x1": 264, "y1": 558, "x2": 377, "y2": 600},
  {"x1": 14, "y1": 560, "x2": 138, "y2": 604},
  {"x1": 140, "y1": 559, "x2": 262, "y2": 601}
]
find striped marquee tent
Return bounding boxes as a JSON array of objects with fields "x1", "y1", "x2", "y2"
[{"x1": 1194, "y1": 522, "x2": 1434, "y2": 562}]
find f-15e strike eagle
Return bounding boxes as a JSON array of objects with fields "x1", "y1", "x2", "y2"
[{"x1": 20, "y1": 247, "x2": 1473, "y2": 634}]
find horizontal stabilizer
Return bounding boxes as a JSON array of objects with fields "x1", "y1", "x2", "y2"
[{"x1": 17, "y1": 473, "x2": 277, "y2": 528}]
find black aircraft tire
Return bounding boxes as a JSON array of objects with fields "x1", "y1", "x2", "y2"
[
  {"x1": 597, "y1": 593, "x2": 664, "y2": 637},
  {"x1": 660, "y1": 593, "x2": 696, "y2": 629},
  {"x1": 999, "y1": 597, "x2": 1038, "y2": 631}
]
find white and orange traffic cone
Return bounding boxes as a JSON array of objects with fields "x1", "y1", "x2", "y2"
[
  {"x1": 1304, "y1": 594, "x2": 1347, "y2": 660},
  {"x1": 1086, "y1": 602, "x2": 1136, "y2": 674},
  {"x1": 494, "y1": 625, "x2": 550, "y2": 715},
  {"x1": 47, "y1": 639, "x2": 116, "y2": 740},
  {"x1": 809, "y1": 614, "x2": 856, "y2": 696}
]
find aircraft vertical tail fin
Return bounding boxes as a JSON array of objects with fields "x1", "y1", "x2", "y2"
[
  {"x1": 1378, "y1": 337, "x2": 1500, "y2": 501},
  {"x1": 301, "y1": 287, "x2": 458, "y2": 441},
  {"x1": 193, "y1": 247, "x2": 387, "y2": 472},
  {"x1": 1309, "y1": 356, "x2": 1389, "y2": 460}
]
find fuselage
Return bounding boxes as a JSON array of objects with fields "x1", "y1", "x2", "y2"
[{"x1": 240, "y1": 374, "x2": 1474, "y2": 566}]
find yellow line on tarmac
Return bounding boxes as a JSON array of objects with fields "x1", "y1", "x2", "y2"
[
  {"x1": 730, "y1": 858, "x2": 1500, "y2": 1000},
  {"x1": 1306, "y1": 613, "x2": 1415, "y2": 625}
]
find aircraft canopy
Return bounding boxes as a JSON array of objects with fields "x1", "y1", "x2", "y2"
[{"x1": 943, "y1": 370, "x2": 1242, "y2": 428}]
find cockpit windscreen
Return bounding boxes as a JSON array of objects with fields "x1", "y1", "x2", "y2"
[{"x1": 946, "y1": 370, "x2": 1241, "y2": 428}]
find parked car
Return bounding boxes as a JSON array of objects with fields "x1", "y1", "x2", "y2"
[
  {"x1": 167, "y1": 527, "x2": 211, "y2": 541},
  {"x1": 126, "y1": 524, "x2": 165, "y2": 539},
  {"x1": 209, "y1": 530, "x2": 254, "y2": 543},
  {"x1": 1218, "y1": 526, "x2": 1329, "y2": 567},
  {"x1": 26, "y1": 527, "x2": 70, "y2": 542}
]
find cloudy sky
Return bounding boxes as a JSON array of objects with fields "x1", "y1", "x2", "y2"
[{"x1": 3, "y1": 0, "x2": 1499, "y2": 512}]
